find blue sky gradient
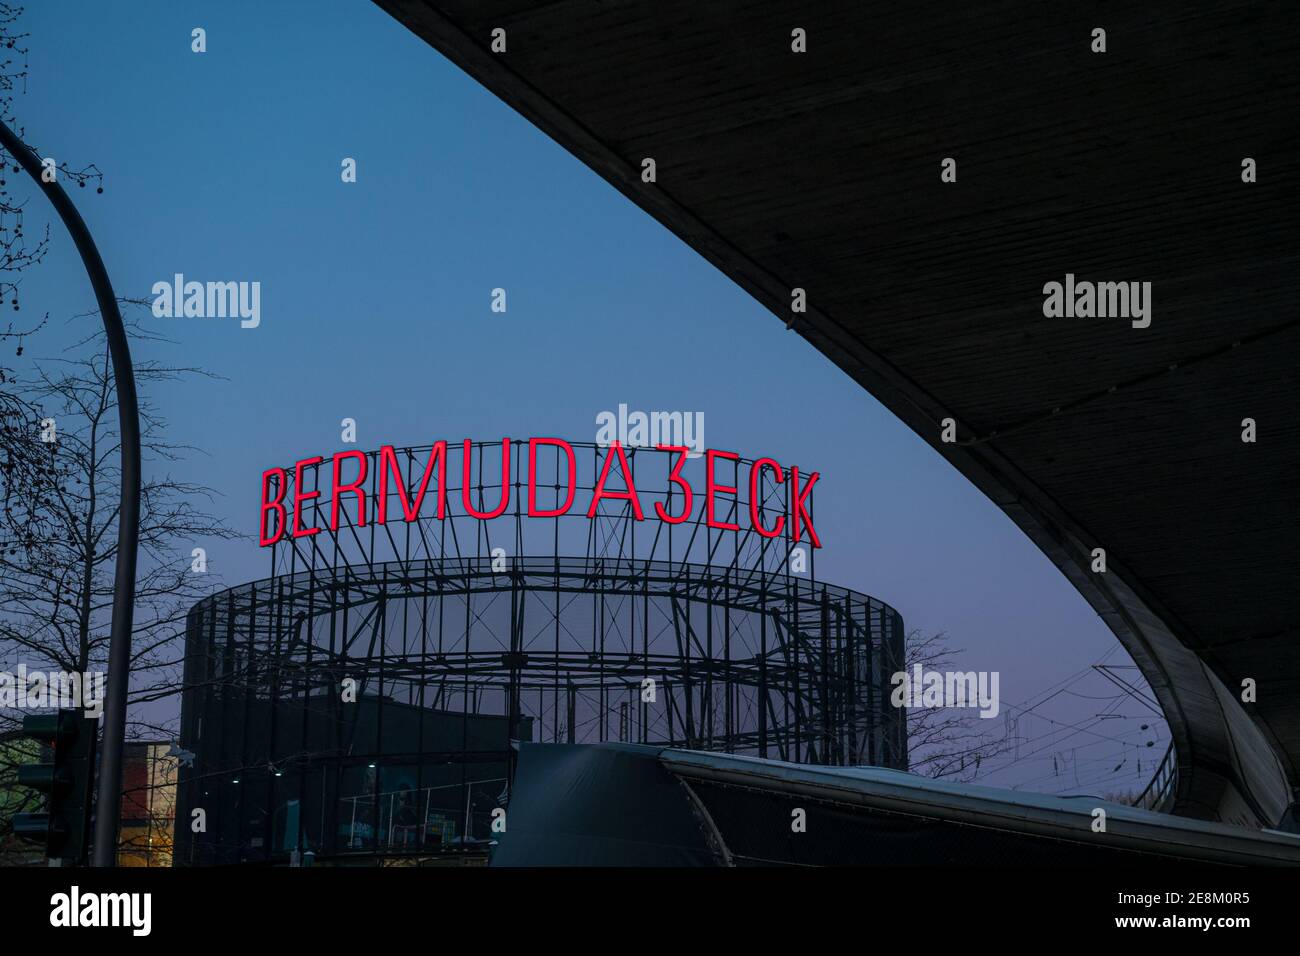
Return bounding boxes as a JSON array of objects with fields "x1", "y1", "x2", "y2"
[{"x1": 13, "y1": 1, "x2": 1162, "y2": 793}]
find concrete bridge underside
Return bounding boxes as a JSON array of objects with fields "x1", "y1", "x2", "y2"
[{"x1": 375, "y1": 1, "x2": 1300, "y2": 826}]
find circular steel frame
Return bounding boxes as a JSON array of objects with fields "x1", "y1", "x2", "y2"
[{"x1": 178, "y1": 441, "x2": 906, "y2": 863}]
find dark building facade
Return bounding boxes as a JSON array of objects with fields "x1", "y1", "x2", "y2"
[{"x1": 175, "y1": 690, "x2": 527, "y2": 865}]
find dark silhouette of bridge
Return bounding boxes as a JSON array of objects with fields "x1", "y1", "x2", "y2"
[{"x1": 376, "y1": 1, "x2": 1299, "y2": 829}]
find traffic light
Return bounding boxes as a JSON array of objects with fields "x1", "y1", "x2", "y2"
[{"x1": 12, "y1": 709, "x2": 98, "y2": 864}]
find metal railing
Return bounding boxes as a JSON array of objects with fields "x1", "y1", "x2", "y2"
[{"x1": 1133, "y1": 742, "x2": 1177, "y2": 811}]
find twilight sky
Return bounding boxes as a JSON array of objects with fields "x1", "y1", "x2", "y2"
[{"x1": 13, "y1": 0, "x2": 1166, "y2": 795}]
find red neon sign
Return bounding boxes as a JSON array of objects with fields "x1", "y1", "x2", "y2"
[{"x1": 259, "y1": 438, "x2": 820, "y2": 549}]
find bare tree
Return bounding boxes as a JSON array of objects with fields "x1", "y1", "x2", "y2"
[
  {"x1": 903, "y1": 629, "x2": 1013, "y2": 782},
  {"x1": 0, "y1": 5, "x2": 119, "y2": 861},
  {"x1": 2, "y1": 315, "x2": 235, "y2": 693},
  {"x1": 0, "y1": 316, "x2": 235, "y2": 858},
  {"x1": 0, "y1": 1, "x2": 104, "y2": 585}
]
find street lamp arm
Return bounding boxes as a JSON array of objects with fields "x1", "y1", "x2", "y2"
[{"x1": 0, "y1": 119, "x2": 139, "y2": 868}]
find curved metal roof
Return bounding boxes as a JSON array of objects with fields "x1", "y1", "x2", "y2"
[{"x1": 375, "y1": 0, "x2": 1300, "y2": 826}]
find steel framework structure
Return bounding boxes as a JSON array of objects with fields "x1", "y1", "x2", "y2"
[{"x1": 177, "y1": 441, "x2": 905, "y2": 863}]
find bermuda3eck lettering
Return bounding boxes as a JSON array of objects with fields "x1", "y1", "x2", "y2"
[{"x1": 257, "y1": 437, "x2": 822, "y2": 549}]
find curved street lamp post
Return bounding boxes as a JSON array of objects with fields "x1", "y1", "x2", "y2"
[{"x1": 0, "y1": 119, "x2": 139, "y2": 867}]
